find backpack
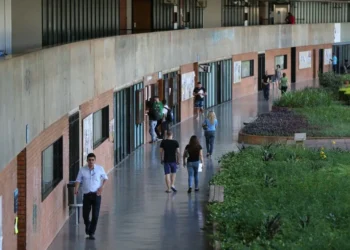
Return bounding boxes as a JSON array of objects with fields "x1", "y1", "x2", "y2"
[
  {"x1": 152, "y1": 102, "x2": 163, "y2": 121},
  {"x1": 165, "y1": 107, "x2": 174, "y2": 123}
]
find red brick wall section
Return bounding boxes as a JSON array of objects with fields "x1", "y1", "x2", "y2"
[
  {"x1": 25, "y1": 115, "x2": 69, "y2": 250},
  {"x1": 80, "y1": 89, "x2": 114, "y2": 173},
  {"x1": 295, "y1": 44, "x2": 333, "y2": 82},
  {"x1": 265, "y1": 48, "x2": 292, "y2": 82},
  {"x1": 0, "y1": 158, "x2": 17, "y2": 250},
  {"x1": 232, "y1": 52, "x2": 258, "y2": 100},
  {"x1": 180, "y1": 63, "x2": 198, "y2": 122},
  {"x1": 17, "y1": 149, "x2": 26, "y2": 250}
]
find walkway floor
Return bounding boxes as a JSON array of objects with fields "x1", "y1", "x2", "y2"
[{"x1": 49, "y1": 80, "x2": 325, "y2": 250}]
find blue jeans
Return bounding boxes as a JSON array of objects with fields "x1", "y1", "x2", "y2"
[
  {"x1": 205, "y1": 131, "x2": 215, "y2": 154},
  {"x1": 149, "y1": 120, "x2": 157, "y2": 141},
  {"x1": 187, "y1": 161, "x2": 199, "y2": 188}
]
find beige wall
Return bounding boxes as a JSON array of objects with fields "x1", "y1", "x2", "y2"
[
  {"x1": 11, "y1": 0, "x2": 41, "y2": 53},
  {"x1": 0, "y1": 23, "x2": 350, "y2": 172},
  {"x1": 203, "y1": 0, "x2": 221, "y2": 28}
]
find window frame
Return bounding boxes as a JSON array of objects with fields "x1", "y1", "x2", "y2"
[
  {"x1": 275, "y1": 55, "x2": 288, "y2": 70},
  {"x1": 41, "y1": 137, "x2": 63, "y2": 201},
  {"x1": 93, "y1": 105, "x2": 109, "y2": 149},
  {"x1": 241, "y1": 59, "x2": 254, "y2": 78}
]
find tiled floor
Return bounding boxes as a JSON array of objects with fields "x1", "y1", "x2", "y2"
[{"x1": 48, "y1": 80, "x2": 321, "y2": 250}]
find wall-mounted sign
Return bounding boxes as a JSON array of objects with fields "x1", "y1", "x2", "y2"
[
  {"x1": 299, "y1": 51, "x2": 312, "y2": 69},
  {"x1": 334, "y1": 23, "x2": 341, "y2": 43},
  {"x1": 181, "y1": 71, "x2": 195, "y2": 101},
  {"x1": 83, "y1": 114, "x2": 93, "y2": 166},
  {"x1": 324, "y1": 48, "x2": 332, "y2": 65},
  {"x1": 234, "y1": 61, "x2": 241, "y2": 84}
]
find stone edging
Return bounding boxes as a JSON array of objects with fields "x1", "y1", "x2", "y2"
[{"x1": 238, "y1": 131, "x2": 350, "y2": 145}]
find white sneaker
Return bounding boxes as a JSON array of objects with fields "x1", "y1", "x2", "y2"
[{"x1": 85, "y1": 234, "x2": 90, "y2": 239}]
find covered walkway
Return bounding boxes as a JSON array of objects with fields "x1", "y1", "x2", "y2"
[{"x1": 48, "y1": 80, "x2": 318, "y2": 250}]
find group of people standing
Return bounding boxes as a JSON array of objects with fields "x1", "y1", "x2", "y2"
[
  {"x1": 159, "y1": 82, "x2": 218, "y2": 194},
  {"x1": 262, "y1": 65, "x2": 289, "y2": 101}
]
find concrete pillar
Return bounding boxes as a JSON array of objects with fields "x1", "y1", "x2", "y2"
[{"x1": 244, "y1": 0, "x2": 248, "y2": 26}]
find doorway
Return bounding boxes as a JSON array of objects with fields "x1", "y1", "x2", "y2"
[
  {"x1": 69, "y1": 112, "x2": 80, "y2": 181},
  {"x1": 132, "y1": 0, "x2": 152, "y2": 33},
  {"x1": 274, "y1": 4, "x2": 289, "y2": 24},
  {"x1": 291, "y1": 47, "x2": 296, "y2": 83},
  {"x1": 319, "y1": 49, "x2": 324, "y2": 74},
  {"x1": 258, "y1": 53, "x2": 265, "y2": 91}
]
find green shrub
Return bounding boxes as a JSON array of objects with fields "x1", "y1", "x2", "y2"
[
  {"x1": 273, "y1": 88, "x2": 333, "y2": 108},
  {"x1": 318, "y1": 72, "x2": 343, "y2": 93},
  {"x1": 208, "y1": 145, "x2": 350, "y2": 250}
]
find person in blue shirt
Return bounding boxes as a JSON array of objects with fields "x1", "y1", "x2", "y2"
[
  {"x1": 202, "y1": 111, "x2": 218, "y2": 158},
  {"x1": 74, "y1": 153, "x2": 108, "y2": 240},
  {"x1": 331, "y1": 53, "x2": 338, "y2": 73}
]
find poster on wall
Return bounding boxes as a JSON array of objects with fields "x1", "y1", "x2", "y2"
[
  {"x1": 324, "y1": 48, "x2": 332, "y2": 65},
  {"x1": 299, "y1": 51, "x2": 312, "y2": 69},
  {"x1": 109, "y1": 119, "x2": 114, "y2": 142},
  {"x1": 234, "y1": 61, "x2": 241, "y2": 83},
  {"x1": 0, "y1": 196, "x2": 2, "y2": 250},
  {"x1": 334, "y1": 23, "x2": 341, "y2": 43},
  {"x1": 181, "y1": 71, "x2": 195, "y2": 101},
  {"x1": 83, "y1": 114, "x2": 93, "y2": 166}
]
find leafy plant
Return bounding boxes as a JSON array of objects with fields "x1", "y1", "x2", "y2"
[
  {"x1": 208, "y1": 145, "x2": 350, "y2": 250},
  {"x1": 318, "y1": 72, "x2": 343, "y2": 93}
]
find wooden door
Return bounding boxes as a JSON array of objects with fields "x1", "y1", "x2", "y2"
[{"x1": 133, "y1": 0, "x2": 152, "y2": 33}]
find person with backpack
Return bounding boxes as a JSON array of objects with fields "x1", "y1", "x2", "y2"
[
  {"x1": 148, "y1": 96, "x2": 163, "y2": 143},
  {"x1": 160, "y1": 99, "x2": 173, "y2": 139}
]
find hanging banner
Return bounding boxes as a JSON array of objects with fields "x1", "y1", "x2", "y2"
[
  {"x1": 334, "y1": 23, "x2": 341, "y2": 43},
  {"x1": 299, "y1": 51, "x2": 312, "y2": 69},
  {"x1": 181, "y1": 71, "x2": 195, "y2": 101},
  {"x1": 83, "y1": 114, "x2": 93, "y2": 165},
  {"x1": 234, "y1": 61, "x2": 241, "y2": 83}
]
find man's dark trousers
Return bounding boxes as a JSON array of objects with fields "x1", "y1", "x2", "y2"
[{"x1": 83, "y1": 192, "x2": 101, "y2": 235}]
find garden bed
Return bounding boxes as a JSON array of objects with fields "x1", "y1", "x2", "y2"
[
  {"x1": 242, "y1": 88, "x2": 350, "y2": 138},
  {"x1": 208, "y1": 145, "x2": 350, "y2": 249}
]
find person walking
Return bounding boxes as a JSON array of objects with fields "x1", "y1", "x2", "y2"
[
  {"x1": 148, "y1": 96, "x2": 163, "y2": 143},
  {"x1": 202, "y1": 111, "x2": 218, "y2": 158},
  {"x1": 279, "y1": 73, "x2": 289, "y2": 95},
  {"x1": 74, "y1": 153, "x2": 108, "y2": 240},
  {"x1": 183, "y1": 135, "x2": 204, "y2": 193},
  {"x1": 160, "y1": 131, "x2": 180, "y2": 193},
  {"x1": 331, "y1": 53, "x2": 338, "y2": 73},
  {"x1": 160, "y1": 99, "x2": 170, "y2": 139},
  {"x1": 262, "y1": 71, "x2": 271, "y2": 101},
  {"x1": 193, "y1": 82, "x2": 207, "y2": 119},
  {"x1": 275, "y1": 65, "x2": 282, "y2": 85}
]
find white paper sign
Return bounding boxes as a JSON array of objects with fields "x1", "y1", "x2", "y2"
[
  {"x1": 234, "y1": 61, "x2": 241, "y2": 83},
  {"x1": 299, "y1": 51, "x2": 312, "y2": 69},
  {"x1": 181, "y1": 71, "x2": 195, "y2": 101},
  {"x1": 324, "y1": 48, "x2": 332, "y2": 65},
  {"x1": 83, "y1": 114, "x2": 93, "y2": 165}
]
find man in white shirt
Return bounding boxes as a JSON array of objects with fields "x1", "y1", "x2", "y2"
[{"x1": 74, "y1": 153, "x2": 108, "y2": 240}]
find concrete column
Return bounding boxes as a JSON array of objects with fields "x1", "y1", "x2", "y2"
[
  {"x1": 244, "y1": 0, "x2": 248, "y2": 26},
  {"x1": 174, "y1": 5, "x2": 178, "y2": 29}
]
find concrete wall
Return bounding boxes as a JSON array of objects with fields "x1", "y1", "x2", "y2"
[
  {"x1": 203, "y1": 0, "x2": 221, "y2": 28},
  {"x1": 1, "y1": 23, "x2": 350, "y2": 172},
  {"x1": 11, "y1": 0, "x2": 41, "y2": 53}
]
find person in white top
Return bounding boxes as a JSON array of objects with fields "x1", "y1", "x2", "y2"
[
  {"x1": 74, "y1": 153, "x2": 108, "y2": 240},
  {"x1": 161, "y1": 99, "x2": 170, "y2": 139}
]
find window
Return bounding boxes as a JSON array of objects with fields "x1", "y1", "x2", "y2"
[
  {"x1": 275, "y1": 55, "x2": 288, "y2": 69},
  {"x1": 241, "y1": 60, "x2": 254, "y2": 78},
  {"x1": 93, "y1": 106, "x2": 109, "y2": 148},
  {"x1": 42, "y1": 137, "x2": 63, "y2": 200}
]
